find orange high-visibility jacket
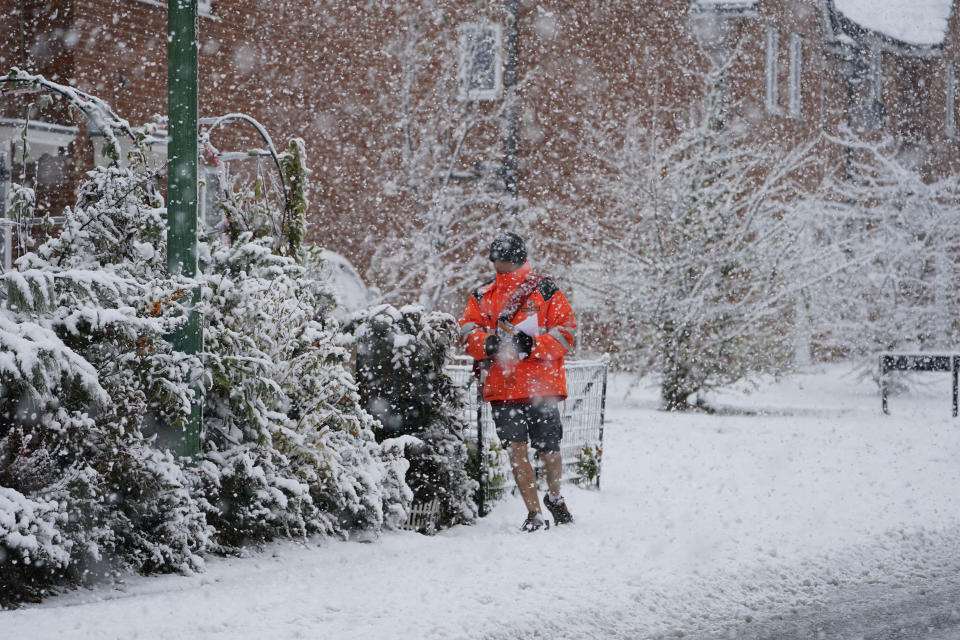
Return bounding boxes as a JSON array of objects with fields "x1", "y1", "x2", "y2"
[{"x1": 459, "y1": 261, "x2": 577, "y2": 403}]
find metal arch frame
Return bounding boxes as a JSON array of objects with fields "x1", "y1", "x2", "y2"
[{"x1": 197, "y1": 113, "x2": 291, "y2": 216}]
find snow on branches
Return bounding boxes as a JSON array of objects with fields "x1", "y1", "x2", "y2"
[
  {"x1": 806, "y1": 133, "x2": 960, "y2": 368},
  {"x1": 575, "y1": 65, "x2": 821, "y2": 410},
  {"x1": 347, "y1": 304, "x2": 477, "y2": 531},
  {"x1": 198, "y1": 234, "x2": 411, "y2": 542},
  {"x1": 366, "y1": 7, "x2": 521, "y2": 313},
  {"x1": 1, "y1": 161, "x2": 209, "y2": 604},
  {"x1": 0, "y1": 93, "x2": 410, "y2": 602}
]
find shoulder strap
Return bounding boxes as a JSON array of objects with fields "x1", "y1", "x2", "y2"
[
  {"x1": 472, "y1": 278, "x2": 495, "y2": 303},
  {"x1": 498, "y1": 273, "x2": 544, "y2": 323}
]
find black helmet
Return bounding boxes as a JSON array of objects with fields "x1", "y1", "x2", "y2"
[{"x1": 488, "y1": 231, "x2": 527, "y2": 263}]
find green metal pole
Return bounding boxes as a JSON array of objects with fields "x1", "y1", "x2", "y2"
[{"x1": 167, "y1": 0, "x2": 202, "y2": 458}]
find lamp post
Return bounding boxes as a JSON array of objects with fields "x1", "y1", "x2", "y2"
[{"x1": 167, "y1": 0, "x2": 202, "y2": 458}]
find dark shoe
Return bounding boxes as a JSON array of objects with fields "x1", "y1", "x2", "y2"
[
  {"x1": 543, "y1": 493, "x2": 573, "y2": 525},
  {"x1": 520, "y1": 511, "x2": 546, "y2": 532}
]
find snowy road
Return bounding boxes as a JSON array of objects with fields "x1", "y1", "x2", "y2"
[
  {"x1": 703, "y1": 576, "x2": 960, "y2": 640},
  {"x1": 3, "y1": 365, "x2": 960, "y2": 639}
]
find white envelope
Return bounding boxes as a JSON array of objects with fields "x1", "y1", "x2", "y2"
[{"x1": 514, "y1": 314, "x2": 539, "y2": 338}]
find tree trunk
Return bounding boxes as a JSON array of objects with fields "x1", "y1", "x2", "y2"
[{"x1": 660, "y1": 320, "x2": 694, "y2": 411}]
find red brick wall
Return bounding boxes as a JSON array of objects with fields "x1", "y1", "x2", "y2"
[{"x1": 2, "y1": 0, "x2": 956, "y2": 278}]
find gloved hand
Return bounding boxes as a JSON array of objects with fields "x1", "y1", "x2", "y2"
[
  {"x1": 512, "y1": 331, "x2": 534, "y2": 357},
  {"x1": 484, "y1": 334, "x2": 501, "y2": 356}
]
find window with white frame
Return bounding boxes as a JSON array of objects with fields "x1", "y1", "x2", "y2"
[
  {"x1": 947, "y1": 63, "x2": 956, "y2": 138},
  {"x1": 765, "y1": 26, "x2": 780, "y2": 114},
  {"x1": 788, "y1": 34, "x2": 802, "y2": 118},
  {"x1": 458, "y1": 22, "x2": 503, "y2": 101}
]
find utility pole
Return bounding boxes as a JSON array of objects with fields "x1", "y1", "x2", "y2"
[
  {"x1": 167, "y1": 0, "x2": 202, "y2": 458},
  {"x1": 503, "y1": 0, "x2": 519, "y2": 206}
]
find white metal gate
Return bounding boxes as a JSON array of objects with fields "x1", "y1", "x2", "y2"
[{"x1": 445, "y1": 356, "x2": 609, "y2": 513}]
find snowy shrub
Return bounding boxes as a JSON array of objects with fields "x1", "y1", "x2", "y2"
[
  {"x1": 576, "y1": 444, "x2": 602, "y2": 487},
  {"x1": 0, "y1": 487, "x2": 71, "y2": 604},
  {"x1": 197, "y1": 134, "x2": 410, "y2": 545},
  {"x1": 0, "y1": 83, "x2": 412, "y2": 602},
  {"x1": 347, "y1": 304, "x2": 477, "y2": 530},
  {"x1": 1, "y1": 163, "x2": 212, "y2": 603},
  {"x1": 199, "y1": 236, "x2": 410, "y2": 543}
]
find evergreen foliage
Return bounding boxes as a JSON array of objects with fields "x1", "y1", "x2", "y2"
[
  {"x1": 279, "y1": 137, "x2": 309, "y2": 260},
  {"x1": 1, "y1": 164, "x2": 210, "y2": 604},
  {"x1": 0, "y1": 108, "x2": 412, "y2": 603},
  {"x1": 347, "y1": 304, "x2": 477, "y2": 530},
  {"x1": 198, "y1": 235, "x2": 411, "y2": 544}
]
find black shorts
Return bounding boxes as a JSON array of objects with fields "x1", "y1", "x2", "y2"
[{"x1": 491, "y1": 400, "x2": 563, "y2": 453}]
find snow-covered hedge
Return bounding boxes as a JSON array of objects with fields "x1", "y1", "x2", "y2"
[
  {"x1": 1, "y1": 164, "x2": 211, "y2": 604},
  {"x1": 0, "y1": 112, "x2": 409, "y2": 604},
  {"x1": 198, "y1": 235, "x2": 411, "y2": 544},
  {"x1": 347, "y1": 304, "x2": 477, "y2": 531}
]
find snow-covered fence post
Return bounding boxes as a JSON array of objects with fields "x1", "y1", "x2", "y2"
[{"x1": 166, "y1": 0, "x2": 203, "y2": 458}]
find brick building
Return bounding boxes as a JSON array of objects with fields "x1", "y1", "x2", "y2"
[{"x1": 1, "y1": 1, "x2": 957, "y2": 287}]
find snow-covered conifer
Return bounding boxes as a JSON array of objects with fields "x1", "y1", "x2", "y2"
[
  {"x1": 347, "y1": 304, "x2": 477, "y2": 530},
  {"x1": 1, "y1": 162, "x2": 211, "y2": 603},
  {"x1": 197, "y1": 138, "x2": 411, "y2": 544}
]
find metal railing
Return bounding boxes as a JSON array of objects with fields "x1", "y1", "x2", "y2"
[{"x1": 446, "y1": 355, "x2": 609, "y2": 514}]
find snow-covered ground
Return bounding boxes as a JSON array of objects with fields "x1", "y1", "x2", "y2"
[{"x1": 4, "y1": 364, "x2": 960, "y2": 639}]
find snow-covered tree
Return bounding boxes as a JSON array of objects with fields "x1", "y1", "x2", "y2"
[
  {"x1": 575, "y1": 63, "x2": 822, "y2": 410},
  {"x1": 366, "y1": 6, "x2": 523, "y2": 312},
  {"x1": 805, "y1": 134, "x2": 960, "y2": 367},
  {"x1": 348, "y1": 304, "x2": 477, "y2": 531}
]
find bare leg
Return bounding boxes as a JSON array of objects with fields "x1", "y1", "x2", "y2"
[
  {"x1": 507, "y1": 441, "x2": 542, "y2": 514},
  {"x1": 540, "y1": 451, "x2": 563, "y2": 497}
]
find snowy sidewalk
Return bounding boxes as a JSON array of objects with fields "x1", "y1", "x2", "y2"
[{"x1": 4, "y1": 365, "x2": 960, "y2": 639}]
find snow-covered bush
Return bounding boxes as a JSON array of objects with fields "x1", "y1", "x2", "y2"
[
  {"x1": 1, "y1": 164, "x2": 211, "y2": 604},
  {"x1": 347, "y1": 304, "x2": 477, "y2": 530},
  {"x1": 197, "y1": 134, "x2": 410, "y2": 544},
  {"x1": 199, "y1": 236, "x2": 411, "y2": 543},
  {"x1": 0, "y1": 79, "x2": 414, "y2": 603}
]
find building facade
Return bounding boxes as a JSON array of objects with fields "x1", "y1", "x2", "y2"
[{"x1": 1, "y1": 1, "x2": 958, "y2": 285}]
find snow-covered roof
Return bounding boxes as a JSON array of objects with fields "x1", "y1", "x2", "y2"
[{"x1": 834, "y1": 0, "x2": 954, "y2": 47}]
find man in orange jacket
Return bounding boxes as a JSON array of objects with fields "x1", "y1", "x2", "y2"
[{"x1": 459, "y1": 232, "x2": 577, "y2": 532}]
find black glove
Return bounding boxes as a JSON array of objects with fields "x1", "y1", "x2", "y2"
[
  {"x1": 512, "y1": 331, "x2": 534, "y2": 357},
  {"x1": 484, "y1": 334, "x2": 501, "y2": 356}
]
